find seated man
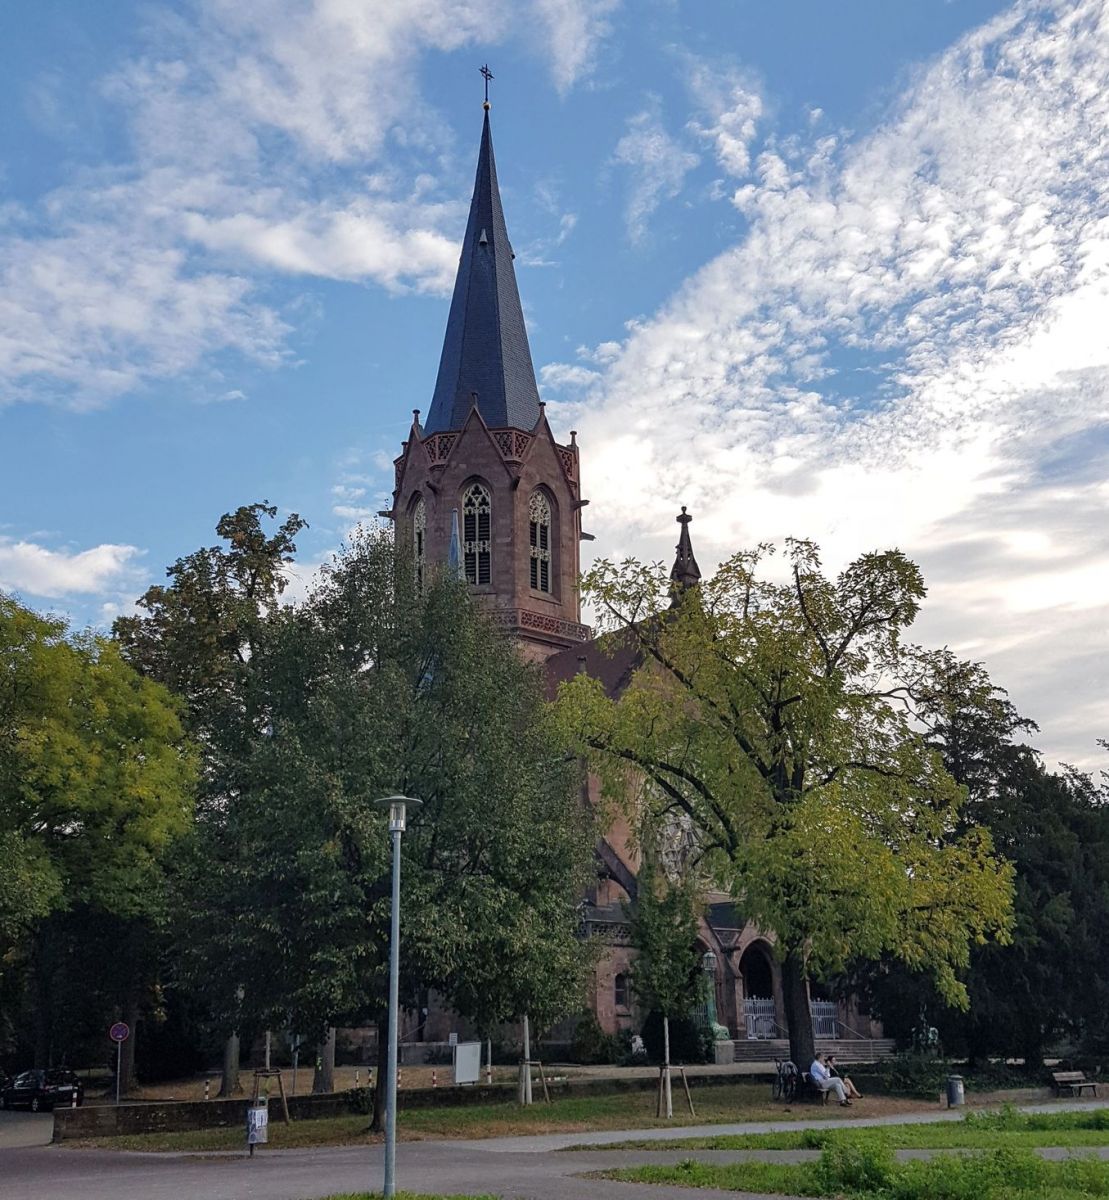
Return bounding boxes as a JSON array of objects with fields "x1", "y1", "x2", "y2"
[{"x1": 809, "y1": 1053, "x2": 850, "y2": 1105}]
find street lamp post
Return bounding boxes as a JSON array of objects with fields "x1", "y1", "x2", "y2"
[{"x1": 375, "y1": 794, "x2": 422, "y2": 1200}]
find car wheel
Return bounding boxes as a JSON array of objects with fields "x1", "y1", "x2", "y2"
[{"x1": 30, "y1": 1097, "x2": 40, "y2": 1112}]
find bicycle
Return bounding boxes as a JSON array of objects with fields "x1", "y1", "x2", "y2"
[{"x1": 773, "y1": 1057, "x2": 798, "y2": 1103}]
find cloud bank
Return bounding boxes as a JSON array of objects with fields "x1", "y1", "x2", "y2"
[{"x1": 547, "y1": 0, "x2": 1109, "y2": 768}]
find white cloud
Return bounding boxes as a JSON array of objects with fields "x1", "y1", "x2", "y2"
[
  {"x1": 530, "y1": 0, "x2": 619, "y2": 94},
  {"x1": 685, "y1": 58, "x2": 763, "y2": 178},
  {"x1": 0, "y1": 218, "x2": 289, "y2": 405},
  {"x1": 331, "y1": 504, "x2": 375, "y2": 521},
  {"x1": 540, "y1": 361, "x2": 600, "y2": 392},
  {"x1": 0, "y1": 538, "x2": 143, "y2": 599},
  {"x1": 570, "y1": 0, "x2": 1109, "y2": 771},
  {"x1": 2, "y1": 0, "x2": 618, "y2": 407},
  {"x1": 613, "y1": 105, "x2": 700, "y2": 242}
]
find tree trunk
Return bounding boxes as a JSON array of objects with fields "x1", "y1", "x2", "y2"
[
  {"x1": 219, "y1": 1032, "x2": 241, "y2": 1097},
  {"x1": 32, "y1": 931, "x2": 52, "y2": 1068},
  {"x1": 370, "y1": 1010, "x2": 388, "y2": 1132},
  {"x1": 118, "y1": 997, "x2": 139, "y2": 1096},
  {"x1": 312, "y1": 1025, "x2": 336, "y2": 1094},
  {"x1": 782, "y1": 948, "x2": 815, "y2": 1070}
]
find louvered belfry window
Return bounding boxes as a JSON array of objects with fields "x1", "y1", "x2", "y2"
[
  {"x1": 412, "y1": 495, "x2": 426, "y2": 590},
  {"x1": 462, "y1": 482, "x2": 492, "y2": 585},
  {"x1": 529, "y1": 490, "x2": 552, "y2": 593}
]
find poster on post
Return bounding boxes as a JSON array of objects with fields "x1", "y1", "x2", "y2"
[
  {"x1": 453, "y1": 1041, "x2": 481, "y2": 1086},
  {"x1": 247, "y1": 1104, "x2": 269, "y2": 1148}
]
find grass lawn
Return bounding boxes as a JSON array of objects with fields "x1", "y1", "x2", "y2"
[
  {"x1": 599, "y1": 1143, "x2": 1109, "y2": 1199},
  {"x1": 66, "y1": 1084, "x2": 935, "y2": 1153},
  {"x1": 578, "y1": 1105, "x2": 1109, "y2": 1153}
]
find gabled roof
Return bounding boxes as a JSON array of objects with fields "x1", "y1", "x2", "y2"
[
  {"x1": 424, "y1": 111, "x2": 542, "y2": 434},
  {"x1": 546, "y1": 508, "x2": 703, "y2": 697}
]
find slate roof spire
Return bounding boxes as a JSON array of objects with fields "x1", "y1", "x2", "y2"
[
  {"x1": 423, "y1": 103, "x2": 543, "y2": 434},
  {"x1": 669, "y1": 506, "x2": 702, "y2": 605}
]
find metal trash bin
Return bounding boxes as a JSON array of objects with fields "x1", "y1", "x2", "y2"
[{"x1": 946, "y1": 1074, "x2": 965, "y2": 1107}]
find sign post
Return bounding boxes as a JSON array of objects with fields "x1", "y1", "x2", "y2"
[
  {"x1": 109, "y1": 1022, "x2": 130, "y2": 1105},
  {"x1": 246, "y1": 1102, "x2": 268, "y2": 1156}
]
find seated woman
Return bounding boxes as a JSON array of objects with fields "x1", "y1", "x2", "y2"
[{"x1": 826, "y1": 1054, "x2": 863, "y2": 1100}]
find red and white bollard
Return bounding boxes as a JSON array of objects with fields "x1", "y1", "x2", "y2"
[
  {"x1": 204, "y1": 1079, "x2": 210, "y2": 1102},
  {"x1": 397, "y1": 1067, "x2": 402, "y2": 1088},
  {"x1": 355, "y1": 1069, "x2": 360, "y2": 1088},
  {"x1": 432, "y1": 1069, "x2": 437, "y2": 1089}
]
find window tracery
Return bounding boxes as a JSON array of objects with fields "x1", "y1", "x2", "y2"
[
  {"x1": 412, "y1": 496, "x2": 426, "y2": 590},
  {"x1": 462, "y1": 482, "x2": 492, "y2": 585},
  {"x1": 529, "y1": 490, "x2": 552, "y2": 593}
]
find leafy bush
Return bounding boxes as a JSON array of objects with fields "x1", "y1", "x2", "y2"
[
  {"x1": 343, "y1": 1085, "x2": 373, "y2": 1114},
  {"x1": 815, "y1": 1139, "x2": 895, "y2": 1192},
  {"x1": 568, "y1": 1011, "x2": 622, "y2": 1065},
  {"x1": 640, "y1": 1012, "x2": 713, "y2": 1065},
  {"x1": 867, "y1": 1053, "x2": 951, "y2": 1097}
]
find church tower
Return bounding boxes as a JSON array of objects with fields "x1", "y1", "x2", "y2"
[{"x1": 386, "y1": 99, "x2": 590, "y2": 662}]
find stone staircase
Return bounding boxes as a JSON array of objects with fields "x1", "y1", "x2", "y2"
[{"x1": 732, "y1": 1037, "x2": 896, "y2": 1065}]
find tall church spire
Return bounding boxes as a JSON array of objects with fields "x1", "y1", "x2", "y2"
[
  {"x1": 670, "y1": 506, "x2": 702, "y2": 605},
  {"x1": 423, "y1": 104, "x2": 542, "y2": 434}
]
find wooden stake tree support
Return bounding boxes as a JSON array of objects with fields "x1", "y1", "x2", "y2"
[
  {"x1": 518, "y1": 1060, "x2": 551, "y2": 1105},
  {"x1": 656, "y1": 1065, "x2": 695, "y2": 1118},
  {"x1": 251, "y1": 1068, "x2": 291, "y2": 1124}
]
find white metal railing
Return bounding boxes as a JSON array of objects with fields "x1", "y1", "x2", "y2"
[
  {"x1": 811, "y1": 1001, "x2": 838, "y2": 1038},
  {"x1": 744, "y1": 998, "x2": 777, "y2": 1039}
]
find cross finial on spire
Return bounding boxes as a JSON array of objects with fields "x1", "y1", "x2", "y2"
[{"x1": 480, "y1": 63, "x2": 494, "y2": 109}]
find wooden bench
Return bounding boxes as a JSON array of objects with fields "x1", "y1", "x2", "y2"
[
  {"x1": 801, "y1": 1071, "x2": 830, "y2": 1105},
  {"x1": 1052, "y1": 1070, "x2": 1099, "y2": 1098}
]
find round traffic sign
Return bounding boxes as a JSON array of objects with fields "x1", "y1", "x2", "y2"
[{"x1": 109, "y1": 1022, "x2": 130, "y2": 1043}]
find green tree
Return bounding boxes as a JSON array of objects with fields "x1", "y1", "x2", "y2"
[
  {"x1": 555, "y1": 541, "x2": 1013, "y2": 1069},
  {"x1": 120, "y1": 516, "x2": 595, "y2": 1118},
  {"x1": 858, "y1": 730, "x2": 1109, "y2": 1067},
  {"x1": 114, "y1": 501, "x2": 307, "y2": 1093},
  {"x1": 0, "y1": 594, "x2": 195, "y2": 1074},
  {"x1": 626, "y1": 846, "x2": 703, "y2": 1117}
]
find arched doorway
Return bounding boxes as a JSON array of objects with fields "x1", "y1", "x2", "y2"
[{"x1": 739, "y1": 943, "x2": 776, "y2": 1039}]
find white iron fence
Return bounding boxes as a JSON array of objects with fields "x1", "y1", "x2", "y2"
[
  {"x1": 811, "y1": 1001, "x2": 838, "y2": 1038},
  {"x1": 744, "y1": 998, "x2": 777, "y2": 1039}
]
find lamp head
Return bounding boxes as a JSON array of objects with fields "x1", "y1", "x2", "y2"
[{"x1": 375, "y1": 793, "x2": 422, "y2": 833}]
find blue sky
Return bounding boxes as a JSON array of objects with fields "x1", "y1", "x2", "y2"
[{"x1": 1, "y1": 0, "x2": 1107, "y2": 770}]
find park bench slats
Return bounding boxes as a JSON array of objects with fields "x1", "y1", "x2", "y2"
[{"x1": 1051, "y1": 1070, "x2": 1099, "y2": 1097}]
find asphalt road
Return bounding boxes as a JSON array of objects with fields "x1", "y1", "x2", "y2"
[
  {"x1": 2, "y1": 1099, "x2": 1106, "y2": 1200},
  {"x1": 0, "y1": 1111, "x2": 52, "y2": 1150}
]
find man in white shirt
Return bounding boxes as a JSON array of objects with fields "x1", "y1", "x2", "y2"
[{"x1": 809, "y1": 1053, "x2": 849, "y2": 1105}]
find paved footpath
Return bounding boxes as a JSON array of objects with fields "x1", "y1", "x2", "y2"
[{"x1": 2, "y1": 1099, "x2": 1105, "y2": 1200}]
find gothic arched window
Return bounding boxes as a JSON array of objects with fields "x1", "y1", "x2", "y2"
[
  {"x1": 529, "y1": 490, "x2": 552, "y2": 593},
  {"x1": 614, "y1": 972, "x2": 629, "y2": 1010},
  {"x1": 462, "y1": 482, "x2": 492, "y2": 585},
  {"x1": 411, "y1": 495, "x2": 426, "y2": 591}
]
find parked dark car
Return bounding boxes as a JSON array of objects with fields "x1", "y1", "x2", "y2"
[{"x1": 0, "y1": 1068, "x2": 83, "y2": 1111}]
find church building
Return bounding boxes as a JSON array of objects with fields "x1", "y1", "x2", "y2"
[{"x1": 384, "y1": 98, "x2": 884, "y2": 1061}]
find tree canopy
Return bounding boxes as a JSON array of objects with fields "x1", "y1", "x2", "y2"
[
  {"x1": 115, "y1": 511, "x2": 596, "y2": 1074},
  {"x1": 854, "y1": 659, "x2": 1109, "y2": 1065},
  {"x1": 555, "y1": 540, "x2": 1014, "y2": 1067},
  {"x1": 0, "y1": 593, "x2": 195, "y2": 1065}
]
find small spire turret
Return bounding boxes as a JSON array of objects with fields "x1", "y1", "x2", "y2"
[{"x1": 669, "y1": 506, "x2": 702, "y2": 605}]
